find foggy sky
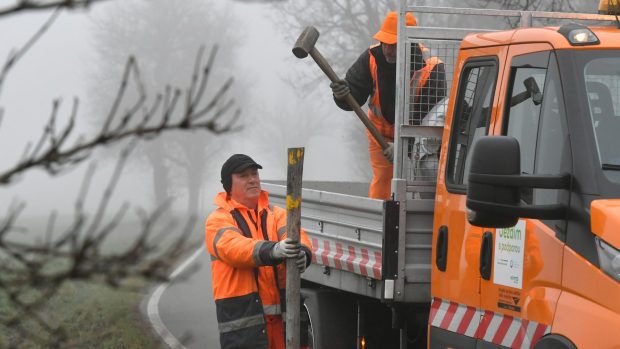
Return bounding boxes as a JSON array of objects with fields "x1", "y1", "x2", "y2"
[{"x1": 0, "y1": 0, "x2": 357, "y2": 218}]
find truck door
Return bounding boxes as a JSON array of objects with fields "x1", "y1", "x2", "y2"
[
  {"x1": 476, "y1": 45, "x2": 569, "y2": 349},
  {"x1": 430, "y1": 46, "x2": 506, "y2": 348}
]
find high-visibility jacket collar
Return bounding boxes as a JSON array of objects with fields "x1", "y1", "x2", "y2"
[{"x1": 214, "y1": 190, "x2": 270, "y2": 212}]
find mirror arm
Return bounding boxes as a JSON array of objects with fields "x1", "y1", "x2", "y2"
[
  {"x1": 467, "y1": 198, "x2": 567, "y2": 220},
  {"x1": 468, "y1": 172, "x2": 570, "y2": 189}
]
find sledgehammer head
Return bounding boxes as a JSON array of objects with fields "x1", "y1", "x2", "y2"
[{"x1": 292, "y1": 26, "x2": 320, "y2": 59}]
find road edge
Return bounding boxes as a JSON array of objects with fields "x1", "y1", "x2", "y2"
[{"x1": 145, "y1": 247, "x2": 205, "y2": 349}]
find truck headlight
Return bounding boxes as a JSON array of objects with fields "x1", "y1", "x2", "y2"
[{"x1": 596, "y1": 237, "x2": 620, "y2": 282}]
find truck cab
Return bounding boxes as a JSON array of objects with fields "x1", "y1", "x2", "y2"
[{"x1": 430, "y1": 20, "x2": 620, "y2": 349}]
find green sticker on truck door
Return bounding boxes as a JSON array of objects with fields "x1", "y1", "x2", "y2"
[{"x1": 494, "y1": 220, "x2": 526, "y2": 289}]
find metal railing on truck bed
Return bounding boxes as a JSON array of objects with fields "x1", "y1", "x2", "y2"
[
  {"x1": 262, "y1": 181, "x2": 434, "y2": 303},
  {"x1": 394, "y1": 4, "x2": 618, "y2": 194}
]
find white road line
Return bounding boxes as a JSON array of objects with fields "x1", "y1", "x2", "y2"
[{"x1": 147, "y1": 247, "x2": 205, "y2": 349}]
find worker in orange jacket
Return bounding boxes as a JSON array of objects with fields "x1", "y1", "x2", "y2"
[
  {"x1": 331, "y1": 11, "x2": 446, "y2": 199},
  {"x1": 205, "y1": 154, "x2": 313, "y2": 349}
]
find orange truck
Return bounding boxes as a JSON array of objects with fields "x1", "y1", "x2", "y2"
[{"x1": 263, "y1": 2, "x2": 620, "y2": 348}]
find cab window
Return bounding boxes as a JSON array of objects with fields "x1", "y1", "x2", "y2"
[
  {"x1": 446, "y1": 58, "x2": 498, "y2": 192},
  {"x1": 504, "y1": 67, "x2": 547, "y2": 179},
  {"x1": 503, "y1": 51, "x2": 571, "y2": 219},
  {"x1": 584, "y1": 57, "x2": 620, "y2": 170}
]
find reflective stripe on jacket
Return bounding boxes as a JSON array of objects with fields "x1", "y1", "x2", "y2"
[
  {"x1": 205, "y1": 190, "x2": 312, "y2": 349},
  {"x1": 368, "y1": 44, "x2": 395, "y2": 144},
  {"x1": 409, "y1": 45, "x2": 447, "y2": 125},
  {"x1": 411, "y1": 56, "x2": 443, "y2": 101}
]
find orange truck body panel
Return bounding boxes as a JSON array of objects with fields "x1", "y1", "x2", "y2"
[
  {"x1": 592, "y1": 199, "x2": 620, "y2": 247},
  {"x1": 461, "y1": 26, "x2": 620, "y2": 51},
  {"x1": 554, "y1": 246, "x2": 620, "y2": 347},
  {"x1": 432, "y1": 23, "x2": 620, "y2": 348},
  {"x1": 433, "y1": 44, "x2": 508, "y2": 308}
]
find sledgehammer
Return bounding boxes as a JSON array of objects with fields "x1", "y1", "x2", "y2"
[{"x1": 292, "y1": 26, "x2": 390, "y2": 151}]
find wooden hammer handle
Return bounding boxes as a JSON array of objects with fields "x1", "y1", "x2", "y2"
[{"x1": 309, "y1": 48, "x2": 390, "y2": 151}]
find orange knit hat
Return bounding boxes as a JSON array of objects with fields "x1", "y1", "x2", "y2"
[{"x1": 373, "y1": 11, "x2": 417, "y2": 45}]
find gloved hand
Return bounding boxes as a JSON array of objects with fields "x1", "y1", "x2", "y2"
[
  {"x1": 271, "y1": 238, "x2": 300, "y2": 260},
  {"x1": 382, "y1": 142, "x2": 394, "y2": 163},
  {"x1": 330, "y1": 80, "x2": 350, "y2": 100},
  {"x1": 296, "y1": 251, "x2": 308, "y2": 273}
]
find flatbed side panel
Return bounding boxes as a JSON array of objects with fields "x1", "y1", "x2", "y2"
[
  {"x1": 263, "y1": 182, "x2": 434, "y2": 303},
  {"x1": 403, "y1": 198, "x2": 434, "y2": 303}
]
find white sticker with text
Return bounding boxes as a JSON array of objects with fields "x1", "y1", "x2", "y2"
[{"x1": 494, "y1": 220, "x2": 526, "y2": 289}]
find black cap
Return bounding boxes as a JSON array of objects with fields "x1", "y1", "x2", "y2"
[{"x1": 220, "y1": 154, "x2": 262, "y2": 193}]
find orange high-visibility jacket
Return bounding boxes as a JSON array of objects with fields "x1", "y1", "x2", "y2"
[
  {"x1": 334, "y1": 43, "x2": 445, "y2": 143},
  {"x1": 367, "y1": 43, "x2": 445, "y2": 143},
  {"x1": 205, "y1": 190, "x2": 312, "y2": 349},
  {"x1": 337, "y1": 43, "x2": 445, "y2": 199}
]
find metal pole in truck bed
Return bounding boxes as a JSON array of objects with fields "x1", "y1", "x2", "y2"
[{"x1": 285, "y1": 147, "x2": 304, "y2": 349}]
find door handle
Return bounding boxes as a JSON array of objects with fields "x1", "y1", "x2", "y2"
[
  {"x1": 479, "y1": 231, "x2": 493, "y2": 280},
  {"x1": 435, "y1": 225, "x2": 448, "y2": 272}
]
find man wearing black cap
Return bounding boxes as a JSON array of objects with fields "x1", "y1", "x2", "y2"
[{"x1": 205, "y1": 154, "x2": 313, "y2": 349}]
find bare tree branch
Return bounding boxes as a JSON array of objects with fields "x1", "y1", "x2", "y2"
[
  {"x1": 0, "y1": 47, "x2": 241, "y2": 185},
  {"x1": 0, "y1": 0, "x2": 113, "y2": 18},
  {"x1": 186, "y1": 45, "x2": 218, "y2": 118},
  {"x1": 0, "y1": 9, "x2": 59, "y2": 97},
  {"x1": 100, "y1": 56, "x2": 144, "y2": 135}
]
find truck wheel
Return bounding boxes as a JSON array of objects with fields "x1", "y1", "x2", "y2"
[
  {"x1": 302, "y1": 288, "x2": 356, "y2": 349},
  {"x1": 533, "y1": 334, "x2": 577, "y2": 349}
]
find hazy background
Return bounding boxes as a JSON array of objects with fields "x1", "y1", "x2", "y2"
[
  {"x1": 0, "y1": 0, "x2": 362, "y2": 221},
  {"x1": 0, "y1": 0, "x2": 600, "y2": 347},
  {"x1": 0, "y1": 0, "x2": 595, "y2": 221}
]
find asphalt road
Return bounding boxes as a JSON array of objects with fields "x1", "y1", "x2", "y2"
[{"x1": 143, "y1": 248, "x2": 221, "y2": 349}]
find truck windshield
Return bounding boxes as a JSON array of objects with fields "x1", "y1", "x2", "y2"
[{"x1": 580, "y1": 52, "x2": 620, "y2": 181}]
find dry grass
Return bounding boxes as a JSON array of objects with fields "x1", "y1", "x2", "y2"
[{"x1": 0, "y1": 215, "x2": 202, "y2": 348}]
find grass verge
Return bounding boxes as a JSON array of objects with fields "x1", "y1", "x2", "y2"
[
  {"x1": 0, "y1": 216, "x2": 202, "y2": 348},
  {"x1": 0, "y1": 279, "x2": 162, "y2": 349}
]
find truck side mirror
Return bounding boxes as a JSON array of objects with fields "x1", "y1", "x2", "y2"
[
  {"x1": 466, "y1": 136, "x2": 570, "y2": 228},
  {"x1": 509, "y1": 76, "x2": 543, "y2": 107},
  {"x1": 524, "y1": 77, "x2": 543, "y2": 105},
  {"x1": 466, "y1": 136, "x2": 521, "y2": 228}
]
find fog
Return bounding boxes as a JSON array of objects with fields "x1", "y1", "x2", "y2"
[
  {"x1": 0, "y1": 1, "x2": 601, "y2": 347},
  {"x1": 0, "y1": 0, "x2": 596, "y2": 220},
  {"x1": 0, "y1": 0, "x2": 360, "y2": 219}
]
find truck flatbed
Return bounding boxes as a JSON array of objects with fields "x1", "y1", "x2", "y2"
[{"x1": 263, "y1": 181, "x2": 433, "y2": 302}]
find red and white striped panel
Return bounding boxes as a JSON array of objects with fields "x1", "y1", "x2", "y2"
[
  {"x1": 310, "y1": 237, "x2": 382, "y2": 280},
  {"x1": 429, "y1": 298, "x2": 551, "y2": 349}
]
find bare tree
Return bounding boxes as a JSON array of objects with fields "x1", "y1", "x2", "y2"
[
  {"x1": 87, "y1": 0, "x2": 243, "y2": 216},
  {"x1": 0, "y1": 2, "x2": 241, "y2": 348},
  {"x1": 466, "y1": 0, "x2": 594, "y2": 26},
  {"x1": 272, "y1": 0, "x2": 398, "y2": 91},
  {"x1": 467, "y1": 0, "x2": 587, "y2": 12}
]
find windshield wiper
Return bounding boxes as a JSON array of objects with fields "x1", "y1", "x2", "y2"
[{"x1": 602, "y1": 163, "x2": 620, "y2": 170}]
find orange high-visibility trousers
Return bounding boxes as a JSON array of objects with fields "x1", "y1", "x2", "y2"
[
  {"x1": 368, "y1": 136, "x2": 393, "y2": 200},
  {"x1": 266, "y1": 315, "x2": 285, "y2": 349},
  {"x1": 266, "y1": 315, "x2": 309, "y2": 349}
]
